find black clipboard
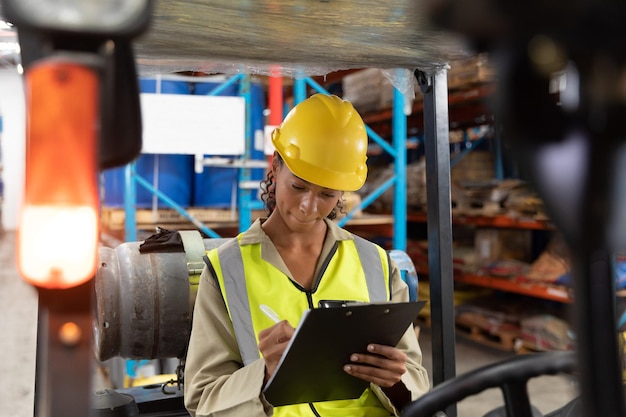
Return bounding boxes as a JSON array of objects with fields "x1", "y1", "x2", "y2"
[{"x1": 262, "y1": 300, "x2": 426, "y2": 406}]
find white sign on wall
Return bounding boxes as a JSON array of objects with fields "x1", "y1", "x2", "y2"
[{"x1": 140, "y1": 93, "x2": 245, "y2": 155}]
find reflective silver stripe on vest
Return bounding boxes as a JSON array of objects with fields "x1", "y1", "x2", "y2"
[
  {"x1": 218, "y1": 236, "x2": 387, "y2": 366},
  {"x1": 352, "y1": 235, "x2": 388, "y2": 302},
  {"x1": 217, "y1": 239, "x2": 260, "y2": 366}
]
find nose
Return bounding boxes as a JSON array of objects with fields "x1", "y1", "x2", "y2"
[{"x1": 299, "y1": 192, "x2": 316, "y2": 215}]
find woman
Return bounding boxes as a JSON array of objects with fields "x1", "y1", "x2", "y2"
[{"x1": 184, "y1": 94, "x2": 430, "y2": 417}]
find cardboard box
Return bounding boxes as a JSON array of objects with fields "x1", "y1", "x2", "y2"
[{"x1": 447, "y1": 53, "x2": 495, "y2": 91}]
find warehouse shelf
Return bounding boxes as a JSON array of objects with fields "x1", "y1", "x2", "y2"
[
  {"x1": 404, "y1": 209, "x2": 565, "y2": 302},
  {"x1": 360, "y1": 82, "x2": 496, "y2": 142},
  {"x1": 453, "y1": 273, "x2": 572, "y2": 303},
  {"x1": 406, "y1": 211, "x2": 555, "y2": 231},
  {"x1": 362, "y1": 82, "x2": 496, "y2": 129},
  {"x1": 364, "y1": 211, "x2": 564, "y2": 332},
  {"x1": 411, "y1": 253, "x2": 571, "y2": 304},
  {"x1": 100, "y1": 206, "x2": 394, "y2": 242}
]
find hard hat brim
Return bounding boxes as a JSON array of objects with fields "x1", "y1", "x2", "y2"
[{"x1": 280, "y1": 154, "x2": 367, "y2": 192}]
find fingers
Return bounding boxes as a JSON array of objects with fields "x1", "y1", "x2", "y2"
[
  {"x1": 366, "y1": 344, "x2": 408, "y2": 362},
  {"x1": 258, "y1": 321, "x2": 295, "y2": 379},
  {"x1": 258, "y1": 320, "x2": 294, "y2": 346},
  {"x1": 343, "y1": 344, "x2": 407, "y2": 388}
]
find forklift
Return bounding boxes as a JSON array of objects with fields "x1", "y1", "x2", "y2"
[{"x1": 3, "y1": 0, "x2": 624, "y2": 416}]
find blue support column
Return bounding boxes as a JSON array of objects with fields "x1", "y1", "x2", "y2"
[
  {"x1": 294, "y1": 74, "x2": 307, "y2": 105},
  {"x1": 392, "y1": 71, "x2": 407, "y2": 251},
  {"x1": 238, "y1": 75, "x2": 254, "y2": 232},
  {"x1": 124, "y1": 162, "x2": 137, "y2": 242}
]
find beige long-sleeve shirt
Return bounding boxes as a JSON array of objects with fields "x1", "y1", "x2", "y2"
[{"x1": 184, "y1": 219, "x2": 430, "y2": 417}]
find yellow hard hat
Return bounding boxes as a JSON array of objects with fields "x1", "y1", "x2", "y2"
[{"x1": 271, "y1": 94, "x2": 368, "y2": 191}]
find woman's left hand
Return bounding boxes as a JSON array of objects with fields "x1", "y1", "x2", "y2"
[{"x1": 343, "y1": 343, "x2": 407, "y2": 388}]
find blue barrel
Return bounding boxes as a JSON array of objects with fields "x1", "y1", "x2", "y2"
[
  {"x1": 192, "y1": 81, "x2": 266, "y2": 207},
  {"x1": 101, "y1": 79, "x2": 194, "y2": 209},
  {"x1": 139, "y1": 78, "x2": 193, "y2": 94},
  {"x1": 101, "y1": 153, "x2": 194, "y2": 209}
]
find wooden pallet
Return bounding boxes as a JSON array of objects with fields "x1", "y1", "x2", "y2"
[
  {"x1": 514, "y1": 339, "x2": 552, "y2": 354},
  {"x1": 455, "y1": 315, "x2": 521, "y2": 352}
]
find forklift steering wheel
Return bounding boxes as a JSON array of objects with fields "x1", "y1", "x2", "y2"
[{"x1": 401, "y1": 351, "x2": 577, "y2": 417}]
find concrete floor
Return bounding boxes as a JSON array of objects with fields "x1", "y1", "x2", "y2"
[
  {"x1": 1, "y1": 230, "x2": 38, "y2": 417},
  {"x1": 0, "y1": 228, "x2": 579, "y2": 417}
]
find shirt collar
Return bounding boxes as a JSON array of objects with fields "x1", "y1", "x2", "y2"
[{"x1": 239, "y1": 217, "x2": 353, "y2": 246}]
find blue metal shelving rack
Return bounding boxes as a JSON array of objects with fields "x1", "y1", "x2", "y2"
[
  {"x1": 119, "y1": 71, "x2": 414, "y2": 249},
  {"x1": 121, "y1": 74, "x2": 262, "y2": 242}
]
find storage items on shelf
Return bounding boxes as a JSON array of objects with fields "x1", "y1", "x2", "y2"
[
  {"x1": 454, "y1": 293, "x2": 574, "y2": 353},
  {"x1": 451, "y1": 179, "x2": 548, "y2": 218},
  {"x1": 341, "y1": 54, "x2": 496, "y2": 117},
  {"x1": 520, "y1": 315, "x2": 575, "y2": 352},
  {"x1": 359, "y1": 158, "x2": 427, "y2": 212},
  {"x1": 341, "y1": 68, "x2": 394, "y2": 115},
  {"x1": 398, "y1": 183, "x2": 574, "y2": 349},
  {"x1": 474, "y1": 228, "x2": 533, "y2": 270},
  {"x1": 526, "y1": 233, "x2": 571, "y2": 284},
  {"x1": 446, "y1": 52, "x2": 496, "y2": 92},
  {"x1": 455, "y1": 297, "x2": 523, "y2": 352}
]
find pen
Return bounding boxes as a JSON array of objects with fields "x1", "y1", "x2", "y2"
[{"x1": 260, "y1": 304, "x2": 282, "y2": 323}]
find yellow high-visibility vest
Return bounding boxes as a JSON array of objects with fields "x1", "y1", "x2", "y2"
[{"x1": 206, "y1": 233, "x2": 395, "y2": 417}]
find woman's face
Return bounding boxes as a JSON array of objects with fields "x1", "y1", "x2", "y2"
[{"x1": 272, "y1": 162, "x2": 342, "y2": 232}]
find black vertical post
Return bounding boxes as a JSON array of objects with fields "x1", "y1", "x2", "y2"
[
  {"x1": 494, "y1": 43, "x2": 626, "y2": 417},
  {"x1": 570, "y1": 133, "x2": 625, "y2": 417},
  {"x1": 416, "y1": 68, "x2": 457, "y2": 417},
  {"x1": 34, "y1": 281, "x2": 94, "y2": 417}
]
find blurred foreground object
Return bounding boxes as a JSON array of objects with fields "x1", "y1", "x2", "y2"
[
  {"x1": 131, "y1": 0, "x2": 467, "y2": 77},
  {"x1": 2, "y1": 1, "x2": 153, "y2": 416},
  {"x1": 420, "y1": 1, "x2": 626, "y2": 416}
]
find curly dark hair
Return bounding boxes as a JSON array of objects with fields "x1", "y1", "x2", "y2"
[{"x1": 259, "y1": 154, "x2": 346, "y2": 220}]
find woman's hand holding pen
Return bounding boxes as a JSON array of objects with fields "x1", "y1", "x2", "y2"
[
  {"x1": 258, "y1": 305, "x2": 294, "y2": 382},
  {"x1": 258, "y1": 321, "x2": 294, "y2": 382}
]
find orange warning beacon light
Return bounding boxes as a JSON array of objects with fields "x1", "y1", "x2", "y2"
[{"x1": 17, "y1": 59, "x2": 100, "y2": 289}]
